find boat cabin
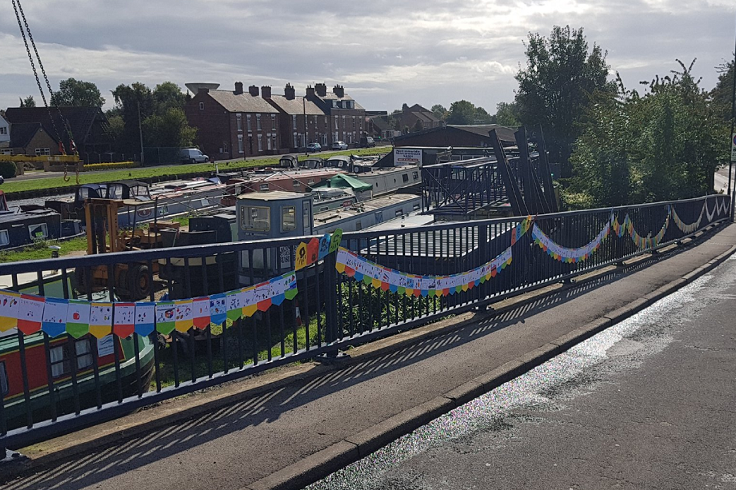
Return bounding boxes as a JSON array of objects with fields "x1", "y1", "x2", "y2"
[
  {"x1": 279, "y1": 155, "x2": 299, "y2": 169},
  {"x1": 299, "y1": 157, "x2": 324, "y2": 169},
  {"x1": 324, "y1": 155, "x2": 352, "y2": 170},
  {"x1": 236, "y1": 191, "x2": 313, "y2": 241},
  {"x1": 106, "y1": 180, "x2": 151, "y2": 201}
]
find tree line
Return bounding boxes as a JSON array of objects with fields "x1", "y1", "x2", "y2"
[
  {"x1": 18, "y1": 78, "x2": 197, "y2": 153},
  {"x1": 420, "y1": 25, "x2": 734, "y2": 208}
]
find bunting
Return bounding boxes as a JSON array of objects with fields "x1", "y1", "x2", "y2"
[{"x1": 531, "y1": 222, "x2": 610, "y2": 263}]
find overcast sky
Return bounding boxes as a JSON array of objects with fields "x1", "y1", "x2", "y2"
[{"x1": 1, "y1": 1, "x2": 735, "y2": 115}]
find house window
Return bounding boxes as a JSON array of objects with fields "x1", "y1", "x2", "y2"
[
  {"x1": 238, "y1": 134, "x2": 244, "y2": 154},
  {"x1": 247, "y1": 114, "x2": 252, "y2": 133},
  {"x1": 0, "y1": 361, "x2": 8, "y2": 396},
  {"x1": 271, "y1": 114, "x2": 276, "y2": 126},
  {"x1": 35, "y1": 148, "x2": 50, "y2": 156},
  {"x1": 267, "y1": 133, "x2": 272, "y2": 150},
  {"x1": 293, "y1": 133, "x2": 298, "y2": 148},
  {"x1": 0, "y1": 127, "x2": 7, "y2": 135},
  {"x1": 281, "y1": 206, "x2": 296, "y2": 232},
  {"x1": 199, "y1": 102, "x2": 205, "y2": 110},
  {"x1": 28, "y1": 223, "x2": 48, "y2": 240},
  {"x1": 0, "y1": 230, "x2": 8, "y2": 247},
  {"x1": 236, "y1": 114, "x2": 243, "y2": 131},
  {"x1": 272, "y1": 133, "x2": 277, "y2": 149},
  {"x1": 240, "y1": 206, "x2": 270, "y2": 232},
  {"x1": 256, "y1": 114, "x2": 262, "y2": 130},
  {"x1": 50, "y1": 339, "x2": 94, "y2": 378},
  {"x1": 292, "y1": 115, "x2": 297, "y2": 130},
  {"x1": 257, "y1": 134, "x2": 263, "y2": 152}
]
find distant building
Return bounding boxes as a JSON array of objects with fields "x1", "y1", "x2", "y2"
[
  {"x1": 265, "y1": 84, "x2": 327, "y2": 151},
  {"x1": 3, "y1": 106, "x2": 111, "y2": 158},
  {"x1": 392, "y1": 124, "x2": 517, "y2": 148},
  {"x1": 7, "y1": 122, "x2": 58, "y2": 156},
  {"x1": 0, "y1": 113, "x2": 9, "y2": 151},
  {"x1": 185, "y1": 83, "x2": 282, "y2": 160},
  {"x1": 398, "y1": 104, "x2": 442, "y2": 133},
  {"x1": 305, "y1": 83, "x2": 366, "y2": 148}
]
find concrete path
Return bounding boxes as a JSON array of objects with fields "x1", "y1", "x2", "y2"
[
  {"x1": 2, "y1": 223, "x2": 735, "y2": 490},
  {"x1": 309, "y1": 249, "x2": 736, "y2": 489}
]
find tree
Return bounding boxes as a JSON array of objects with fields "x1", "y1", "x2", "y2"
[
  {"x1": 567, "y1": 60, "x2": 723, "y2": 208},
  {"x1": 50, "y1": 78, "x2": 104, "y2": 107},
  {"x1": 431, "y1": 104, "x2": 448, "y2": 120},
  {"x1": 711, "y1": 59, "x2": 734, "y2": 122},
  {"x1": 494, "y1": 101, "x2": 521, "y2": 127},
  {"x1": 474, "y1": 106, "x2": 493, "y2": 124},
  {"x1": 446, "y1": 100, "x2": 476, "y2": 124},
  {"x1": 19, "y1": 95, "x2": 36, "y2": 107},
  {"x1": 412, "y1": 119, "x2": 424, "y2": 132},
  {"x1": 515, "y1": 25, "x2": 614, "y2": 177},
  {"x1": 143, "y1": 107, "x2": 196, "y2": 148}
]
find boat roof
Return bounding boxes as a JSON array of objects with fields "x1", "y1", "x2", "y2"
[
  {"x1": 237, "y1": 190, "x2": 307, "y2": 202},
  {"x1": 326, "y1": 155, "x2": 352, "y2": 163},
  {"x1": 111, "y1": 180, "x2": 149, "y2": 188},
  {"x1": 313, "y1": 193, "x2": 419, "y2": 225}
]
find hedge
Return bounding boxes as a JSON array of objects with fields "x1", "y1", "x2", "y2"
[{"x1": 83, "y1": 161, "x2": 138, "y2": 171}]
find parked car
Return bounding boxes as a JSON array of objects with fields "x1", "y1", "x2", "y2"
[
  {"x1": 307, "y1": 142, "x2": 322, "y2": 152},
  {"x1": 179, "y1": 148, "x2": 209, "y2": 164},
  {"x1": 359, "y1": 136, "x2": 376, "y2": 148},
  {"x1": 332, "y1": 141, "x2": 348, "y2": 150}
]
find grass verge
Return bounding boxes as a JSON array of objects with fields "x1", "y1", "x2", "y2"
[{"x1": 3, "y1": 148, "x2": 390, "y2": 195}]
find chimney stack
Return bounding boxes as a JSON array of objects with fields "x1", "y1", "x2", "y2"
[
  {"x1": 306, "y1": 85, "x2": 316, "y2": 99},
  {"x1": 234, "y1": 82, "x2": 243, "y2": 95},
  {"x1": 333, "y1": 85, "x2": 345, "y2": 98},
  {"x1": 315, "y1": 83, "x2": 327, "y2": 97},
  {"x1": 261, "y1": 86, "x2": 271, "y2": 98},
  {"x1": 284, "y1": 83, "x2": 296, "y2": 100},
  {"x1": 248, "y1": 85, "x2": 259, "y2": 96}
]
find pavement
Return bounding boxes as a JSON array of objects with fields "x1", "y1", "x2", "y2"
[{"x1": 1, "y1": 220, "x2": 735, "y2": 490}]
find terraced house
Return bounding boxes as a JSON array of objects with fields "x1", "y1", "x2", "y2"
[{"x1": 184, "y1": 82, "x2": 367, "y2": 159}]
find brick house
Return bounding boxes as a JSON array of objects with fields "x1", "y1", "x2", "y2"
[
  {"x1": 8, "y1": 122, "x2": 58, "y2": 156},
  {"x1": 3, "y1": 106, "x2": 111, "y2": 159},
  {"x1": 185, "y1": 82, "x2": 282, "y2": 160},
  {"x1": 306, "y1": 83, "x2": 366, "y2": 148},
  {"x1": 398, "y1": 104, "x2": 442, "y2": 133},
  {"x1": 264, "y1": 84, "x2": 327, "y2": 151}
]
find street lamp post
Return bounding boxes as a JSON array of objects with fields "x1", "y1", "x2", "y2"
[
  {"x1": 303, "y1": 96, "x2": 308, "y2": 154},
  {"x1": 729, "y1": 33, "x2": 736, "y2": 221}
]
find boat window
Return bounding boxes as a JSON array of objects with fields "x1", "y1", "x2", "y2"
[
  {"x1": 28, "y1": 223, "x2": 48, "y2": 241},
  {"x1": 50, "y1": 345, "x2": 66, "y2": 378},
  {"x1": 402, "y1": 174, "x2": 409, "y2": 183},
  {"x1": 75, "y1": 339, "x2": 94, "y2": 370},
  {"x1": 413, "y1": 171, "x2": 419, "y2": 180},
  {"x1": 0, "y1": 361, "x2": 8, "y2": 396},
  {"x1": 413, "y1": 204, "x2": 420, "y2": 211},
  {"x1": 240, "y1": 206, "x2": 270, "y2": 232},
  {"x1": 292, "y1": 181, "x2": 301, "y2": 189},
  {"x1": 395, "y1": 210, "x2": 404, "y2": 217},
  {"x1": 355, "y1": 221, "x2": 362, "y2": 231},
  {"x1": 259, "y1": 183, "x2": 269, "y2": 191},
  {"x1": 50, "y1": 339, "x2": 95, "y2": 378},
  {"x1": 281, "y1": 206, "x2": 296, "y2": 232},
  {"x1": 0, "y1": 230, "x2": 9, "y2": 247}
]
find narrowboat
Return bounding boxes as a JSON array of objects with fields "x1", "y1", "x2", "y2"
[
  {"x1": 46, "y1": 178, "x2": 226, "y2": 227},
  {"x1": 0, "y1": 328, "x2": 155, "y2": 430},
  {"x1": 0, "y1": 190, "x2": 65, "y2": 250}
]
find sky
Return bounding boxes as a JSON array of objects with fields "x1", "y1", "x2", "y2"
[{"x1": 0, "y1": 0, "x2": 735, "y2": 116}]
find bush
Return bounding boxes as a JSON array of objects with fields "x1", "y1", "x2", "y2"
[
  {"x1": 83, "y1": 161, "x2": 138, "y2": 171},
  {"x1": 0, "y1": 161, "x2": 18, "y2": 179}
]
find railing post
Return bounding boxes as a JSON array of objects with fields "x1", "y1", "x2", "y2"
[{"x1": 323, "y1": 252, "x2": 339, "y2": 350}]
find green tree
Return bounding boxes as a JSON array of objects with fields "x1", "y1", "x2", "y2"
[
  {"x1": 431, "y1": 104, "x2": 448, "y2": 120},
  {"x1": 50, "y1": 78, "x2": 104, "y2": 107},
  {"x1": 412, "y1": 119, "x2": 424, "y2": 132},
  {"x1": 474, "y1": 106, "x2": 493, "y2": 124},
  {"x1": 446, "y1": 100, "x2": 476, "y2": 124},
  {"x1": 110, "y1": 82, "x2": 154, "y2": 155},
  {"x1": 568, "y1": 60, "x2": 723, "y2": 208},
  {"x1": 515, "y1": 25, "x2": 614, "y2": 177},
  {"x1": 19, "y1": 95, "x2": 36, "y2": 107},
  {"x1": 143, "y1": 107, "x2": 196, "y2": 148},
  {"x1": 494, "y1": 101, "x2": 521, "y2": 127},
  {"x1": 711, "y1": 59, "x2": 734, "y2": 122}
]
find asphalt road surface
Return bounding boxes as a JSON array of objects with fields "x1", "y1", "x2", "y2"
[{"x1": 309, "y1": 255, "x2": 736, "y2": 490}]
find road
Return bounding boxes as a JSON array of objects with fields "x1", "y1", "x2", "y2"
[
  {"x1": 714, "y1": 165, "x2": 734, "y2": 194},
  {"x1": 309, "y1": 255, "x2": 736, "y2": 490}
]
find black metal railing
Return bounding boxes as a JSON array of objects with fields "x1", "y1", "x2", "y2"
[{"x1": 0, "y1": 194, "x2": 730, "y2": 452}]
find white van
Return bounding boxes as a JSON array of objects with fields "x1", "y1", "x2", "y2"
[{"x1": 179, "y1": 148, "x2": 209, "y2": 164}]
